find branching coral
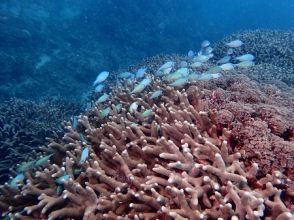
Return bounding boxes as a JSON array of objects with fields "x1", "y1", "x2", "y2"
[
  {"x1": 0, "y1": 98, "x2": 82, "y2": 183},
  {"x1": 0, "y1": 80, "x2": 292, "y2": 219}
]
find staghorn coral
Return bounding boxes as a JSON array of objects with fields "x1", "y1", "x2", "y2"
[
  {"x1": 0, "y1": 80, "x2": 292, "y2": 219},
  {"x1": 0, "y1": 98, "x2": 82, "y2": 183}
]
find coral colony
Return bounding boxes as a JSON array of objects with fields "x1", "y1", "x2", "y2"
[{"x1": 0, "y1": 39, "x2": 293, "y2": 220}]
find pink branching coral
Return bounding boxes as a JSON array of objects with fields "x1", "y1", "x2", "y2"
[{"x1": 0, "y1": 80, "x2": 292, "y2": 219}]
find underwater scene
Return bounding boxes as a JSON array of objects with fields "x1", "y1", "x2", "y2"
[{"x1": 0, "y1": 0, "x2": 294, "y2": 219}]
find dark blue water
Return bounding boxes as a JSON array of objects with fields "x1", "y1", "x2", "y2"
[{"x1": 0, "y1": 0, "x2": 293, "y2": 101}]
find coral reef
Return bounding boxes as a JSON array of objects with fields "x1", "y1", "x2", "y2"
[
  {"x1": 0, "y1": 98, "x2": 82, "y2": 183},
  {"x1": 193, "y1": 75, "x2": 294, "y2": 180},
  {"x1": 213, "y1": 30, "x2": 294, "y2": 86},
  {"x1": 0, "y1": 75, "x2": 293, "y2": 219}
]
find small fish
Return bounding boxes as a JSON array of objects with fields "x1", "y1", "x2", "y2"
[
  {"x1": 174, "y1": 67, "x2": 189, "y2": 77},
  {"x1": 235, "y1": 54, "x2": 255, "y2": 62},
  {"x1": 220, "y1": 63, "x2": 234, "y2": 71},
  {"x1": 97, "y1": 93, "x2": 109, "y2": 103},
  {"x1": 188, "y1": 73, "x2": 201, "y2": 81},
  {"x1": 35, "y1": 154, "x2": 53, "y2": 167},
  {"x1": 80, "y1": 147, "x2": 89, "y2": 163},
  {"x1": 164, "y1": 68, "x2": 189, "y2": 82},
  {"x1": 93, "y1": 71, "x2": 109, "y2": 86},
  {"x1": 56, "y1": 185, "x2": 63, "y2": 194},
  {"x1": 10, "y1": 173, "x2": 25, "y2": 188},
  {"x1": 139, "y1": 78, "x2": 152, "y2": 87},
  {"x1": 190, "y1": 62, "x2": 202, "y2": 68},
  {"x1": 236, "y1": 60, "x2": 255, "y2": 68},
  {"x1": 55, "y1": 174, "x2": 71, "y2": 184},
  {"x1": 227, "y1": 48, "x2": 234, "y2": 55},
  {"x1": 17, "y1": 161, "x2": 36, "y2": 173},
  {"x1": 72, "y1": 116, "x2": 78, "y2": 129},
  {"x1": 140, "y1": 109, "x2": 153, "y2": 118},
  {"x1": 188, "y1": 50, "x2": 194, "y2": 57},
  {"x1": 118, "y1": 72, "x2": 132, "y2": 79},
  {"x1": 203, "y1": 46, "x2": 213, "y2": 55},
  {"x1": 162, "y1": 67, "x2": 173, "y2": 75},
  {"x1": 79, "y1": 133, "x2": 89, "y2": 144},
  {"x1": 180, "y1": 61, "x2": 188, "y2": 68},
  {"x1": 158, "y1": 61, "x2": 175, "y2": 71},
  {"x1": 73, "y1": 168, "x2": 82, "y2": 175},
  {"x1": 156, "y1": 61, "x2": 175, "y2": 75},
  {"x1": 131, "y1": 84, "x2": 145, "y2": 93},
  {"x1": 169, "y1": 77, "x2": 189, "y2": 87},
  {"x1": 115, "y1": 103, "x2": 122, "y2": 113},
  {"x1": 198, "y1": 72, "x2": 222, "y2": 81},
  {"x1": 136, "y1": 68, "x2": 146, "y2": 78},
  {"x1": 226, "y1": 39, "x2": 243, "y2": 48},
  {"x1": 201, "y1": 40, "x2": 210, "y2": 48},
  {"x1": 150, "y1": 90, "x2": 163, "y2": 99},
  {"x1": 216, "y1": 55, "x2": 231, "y2": 64},
  {"x1": 129, "y1": 102, "x2": 138, "y2": 113},
  {"x1": 99, "y1": 107, "x2": 111, "y2": 118},
  {"x1": 208, "y1": 66, "x2": 223, "y2": 73},
  {"x1": 94, "y1": 84, "x2": 105, "y2": 93},
  {"x1": 193, "y1": 55, "x2": 210, "y2": 63}
]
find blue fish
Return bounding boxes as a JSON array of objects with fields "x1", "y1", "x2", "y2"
[
  {"x1": 80, "y1": 147, "x2": 89, "y2": 163},
  {"x1": 93, "y1": 71, "x2": 109, "y2": 86},
  {"x1": 72, "y1": 116, "x2": 78, "y2": 129},
  {"x1": 136, "y1": 68, "x2": 146, "y2": 78},
  {"x1": 79, "y1": 133, "x2": 90, "y2": 144},
  {"x1": 10, "y1": 173, "x2": 25, "y2": 188},
  {"x1": 35, "y1": 154, "x2": 53, "y2": 167},
  {"x1": 150, "y1": 90, "x2": 163, "y2": 99},
  {"x1": 94, "y1": 84, "x2": 105, "y2": 93},
  {"x1": 115, "y1": 103, "x2": 122, "y2": 113},
  {"x1": 55, "y1": 174, "x2": 71, "y2": 184}
]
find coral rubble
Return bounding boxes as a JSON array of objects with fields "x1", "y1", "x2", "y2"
[{"x1": 1, "y1": 76, "x2": 293, "y2": 219}]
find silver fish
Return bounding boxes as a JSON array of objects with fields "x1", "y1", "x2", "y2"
[
  {"x1": 136, "y1": 68, "x2": 146, "y2": 78},
  {"x1": 99, "y1": 107, "x2": 111, "y2": 118},
  {"x1": 217, "y1": 55, "x2": 231, "y2": 64},
  {"x1": 131, "y1": 84, "x2": 145, "y2": 94},
  {"x1": 93, "y1": 71, "x2": 109, "y2": 86},
  {"x1": 226, "y1": 39, "x2": 243, "y2": 48},
  {"x1": 129, "y1": 102, "x2": 138, "y2": 113},
  {"x1": 118, "y1": 72, "x2": 132, "y2": 79},
  {"x1": 220, "y1": 63, "x2": 234, "y2": 71},
  {"x1": 236, "y1": 60, "x2": 255, "y2": 68},
  {"x1": 169, "y1": 77, "x2": 189, "y2": 87},
  {"x1": 236, "y1": 54, "x2": 255, "y2": 62},
  {"x1": 97, "y1": 93, "x2": 109, "y2": 103},
  {"x1": 188, "y1": 50, "x2": 194, "y2": 57},
  {"x1": 201, "y1": 40, "x2": 210, "y2": 48},
  {"x1": 94, "y1": 84, "x2": 105, "y2": 93},
  {"x1": 150, "y1": 90, "x2": 163, "y2": 99}
]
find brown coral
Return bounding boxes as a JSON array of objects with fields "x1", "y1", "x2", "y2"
[{"x1": 0, "y1": 79, "x2": 292, "y2": 219}]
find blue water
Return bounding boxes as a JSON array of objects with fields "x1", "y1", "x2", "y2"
[
  {"x1": 0, "y1": 2, "x2": 294, "y2": 217},
  {"x1": 0, "y1": 0, "x2": 293, "y2": 101}
]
